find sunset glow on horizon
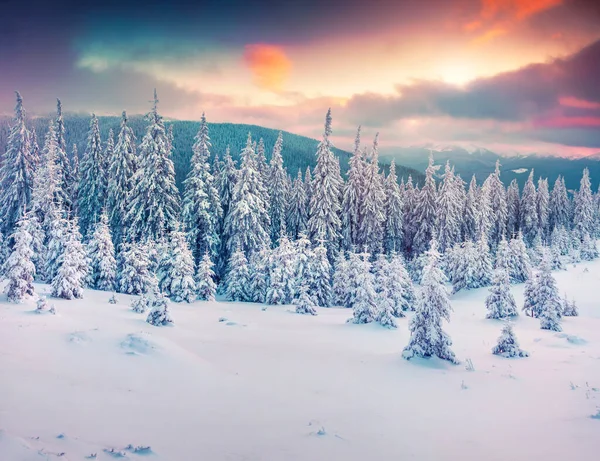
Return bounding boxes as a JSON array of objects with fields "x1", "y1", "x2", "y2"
[{"x1": 1, "y1": 0, "x2": 599, "y2": 155}]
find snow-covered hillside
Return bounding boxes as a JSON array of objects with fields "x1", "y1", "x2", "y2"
[{"x1": 2, "y1": 260, "x2": 600, "y2": 461}]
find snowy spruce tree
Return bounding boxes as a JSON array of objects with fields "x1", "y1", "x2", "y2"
[
  {"x1": 126, "y1": 91, "x2": 181, "y2": 243},
  {"x1": 506, "y1": 179, "x2": 520, "y2": 239},
  {"x1": 485, "y1": 266, "x2": 518, "y2": 319},
  {"x1": 402, "y1": 240, "x2": 457, "y2": 364},
  {"x1": 484, "y1": 160, "x2": 508, "y2": 249},
  {"x1": 462, "y1": 176, "x2": 479, "y2": 242},
  {"x1": 332, "y1": 251, "x2": 350, "y2": 306},
  {"x1": 537, "y1": 178, "x2": 550, "y2": 240},
  {"x1": 4, "y1": 215, "x2": 36, "y2": 303},
  {"x1": 562, "y1": 295, "x2": 578, "y2": 317},
  {"x1": 307, "y1": 109, "x2": 343, "y2": 258},
  {"x1": 224, "y1": 134, "x2": 270, "y2": 259},
  {"x1": 157, "y1": 229, "x2": 196, "y2": 303},
  {"x1": 247, "y1": 244, "x2": 270, "y2": 303},
  {"x1": 436, "y1": 162, "x2": 462, "y2": 253},
  {"x1": 78, "y1": 114, "x2": 105, "y2": 237},
  {"x1": 372, "y1": 254, "x2": 398, "y2": 327},
  {"x1": 403, "y1": 176, "x2": 417, "y2": 254},
  {"x1": 520, "y1": 170, "x2": 538, "y2": 246},
  {"x1": 580, "y1": 232, "x2": 598, "y2": 261},
  {"x1": 527, "y1": 250, "x2": 562, "y2": 331},
  {"x1": 0, "y1": 92, "x2": 36, "y2": 235},
  {"x1": 492, "y1": 322, "x2": 528, "y2": 358},
  {"x1": 107, "y1": 111, "x2": 137, "y2": 245},
  {"x1": 266, "y1": 231, "x2": 297, "y2": 304},
  {"x1": 341, "y1": 126, "x2": 365, "y2": 251},
  {"x1": 308, "y1": 238, "x2": 332, "y2": 307},
  {"x1": 412, "y1": 154, "x2": 438, "y2": 255},
  {"x1": 146, "y1": 291, "x2": 174, "y2": 327},
  {"x1": 87, "y1": 212, "x2": 116, "y2": 291},
  {"x1": 224, "y1": 245, "x2": 250, "y2": 302},
  {"x1": 131, "y1": 294, "x2": 150, "y2": 313},
  {"x1": 54, "y1": 99, "x2": 75, "y2": 210},
  {"x1": 508, "y1": 232, "x2": 532, "y2": 283},
  {"x1": 389, "y1": 252, "x2": 416, "y2": 313},
  {"x1": 269, "y1": 132, "x2": 288, "y2": 243},
  {"x1": 347, "y1": 251, "x2": 377, "y2": 324},
  {"x1": 196, "y1": 252, "x2": 217, "y2": 302},
  {"x1": 549, "y1": 176, "x2": 570, "y2": 233},
  {"x1": 182, "y1": 113, "x2": 222, "y2": 265},
  {"x1": 473, "y1": 235, "x2": 493, "y2": 288},
  {"x1": 450, "y1": 241, "x2": 476, "y2": 293},
  {"x1": 117, "y1": 242, "x2": 156, "y2": 295},
  {"x1": 359, "y1": 134, "x2": 386, "y2": 255},
  {"x1": 44, "y1": 207, "x2": 69, "y2": 283},
  {"x1": 294, "y1": 283, "x2": 318, "y2": 316},
  {"x1": 574, "y1": 168, "x2": 594, "y2": 240},
  {"x1": 383, "y1": 160, "x2": 404, "y2": 254},
  {"x1": 51, "y1": 219, "x2": 86, "y2": 300},
  {"x1": 287, "y1": 170, "x2": 308, "y2": 240}
]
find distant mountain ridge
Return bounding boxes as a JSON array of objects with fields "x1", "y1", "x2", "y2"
[
  {"x1": 381, "y1": 144, "x2": 600, "y2": 191},
  {"x1": 0, "y1": 114, "x2": 425, "y2": 189}
]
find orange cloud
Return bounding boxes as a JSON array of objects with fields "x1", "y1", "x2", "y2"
[
  {"x1": 534, "y1": 116, "x2": 600, "y2": 128},
  {"x1": 559, "y1": 96, "x2": 600, "y2": 109},
  {"x1": 468, "y1": 0, "x2": 564, "y2": 43},
  {"x1": 243, "y1": 44, "x2": 292, "y2": 92}
]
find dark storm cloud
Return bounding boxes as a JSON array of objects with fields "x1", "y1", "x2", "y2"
[{"x1": 345, "y1": 38, "x2": 600, "y2": 127}]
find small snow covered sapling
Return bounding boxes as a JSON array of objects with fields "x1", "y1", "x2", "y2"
[
  {"x1": 36, "y1": 296, "x2": 55, "y2": 314},
  {"x1": 4, "y1": 214, "x2": 36, "y2": 303},
  {"x1": 294, "y1": 283, "x2": 318, "y2": 316},
  {"x1": 485, "y1": 267, "x2": 518, "y2": 319},
  {"x1": 146, "y1": 292, "x2": 173, "y2": 326},
  {"x1": 492, "y1": 322, "x2": 529, "y2": 358},
  {"x1": 108, "y1": 293, "x2": 118, "y2": 304},
  {"x1": 131, "y1": 295, "x2": 150, "y2": 313},
  {"x1": 562, "y1": 295, "x2": 579, "y2": 317}
]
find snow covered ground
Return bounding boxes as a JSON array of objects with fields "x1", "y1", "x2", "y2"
[{"x1": 1, "y1": 260, "x2": 600, "y2": 461}]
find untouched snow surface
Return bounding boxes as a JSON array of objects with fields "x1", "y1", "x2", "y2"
[{"x1": 2, "y1": 261, "x2": 600, "y2": 461}]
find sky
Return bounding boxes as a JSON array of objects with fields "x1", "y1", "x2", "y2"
[{"x1": 1, "y1": 0, "x2": 600, "y2": 156}]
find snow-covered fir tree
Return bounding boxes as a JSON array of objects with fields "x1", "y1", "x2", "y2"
[
  {"x1": 307, "y1": 109, "x2": 343, "y2": 258},
  {"x1": 107, "y1": 111, "x2": 137, "y2": 246},
  {"x1": 476, "y1": 178, "x2": 493, "y2": 242},
  {"x1": 341, "y1": 126, "x2": 365, "y2": 251},
  {"x1": 551, "y1": 225, "x2": 571, "y2": 256},
  {"x1": 413, "y1": 154, "x2": 438, "y2": 255},
  {"x1": 70, "y1": 144, "x2": 80, "y2": 215},
  {"x1": 492, "y1": 322, "x2": 528, "y2": 358},
  {"x1": 580, "y1": 232, "x2": 598, "y2": 261},
  {"x1": 215, "y1": 147, "x2": 238, "y2": 275},
  {"x1": 573, "y1": 168, "x2": 594, "y2": 239},
  {"x1": 562, "y1": 295, "x2": 578, "y2": 317},
  {"x1": 520, "y1": 170, "x2": 538, "y2": 246},
  {"x1": 117, "y1": 242, "x2": 156, "y2": 295},
  {"x1": 372, "y1": 254, "x2": 398, "y2": 327},
  {"x1": 131, "y1": 294, "x2": 150, "y2": 313},
  {"x1": 549, "y1": 176, "x2": 570, "y2": 233},
  {"x1": 0, "y1": 92, "x2": 35, "y2": 235},
  {"x1": 473, "y1": 235, "x2": 493, "y2": 287},
  {"x1": 537, "y1": 178, "x2": 550, "y2": 241},
  {"x1": 308, "y1": 238, "x2": 331, "y2": 307},
  {"x1": 4, "y1": 214, "x2": 36, "y2": 302},
  {"x1": 506, "y1": 179, "x2": 520, "y2": 238},
  {"x1": 332, "y1": 251, "x2": 350, "y2": 306},
  {"x1": 294, "y1": 282, "x2": 318, "y2": 316},
  {"x1": 224, "y1": 133, "x2": 270, "y2": 259},
  {"x1": 54, "y1": 99, "x2": 75, "y2": 210},
  {"x1": 485, "y1": 266, "x2": 518, "y2": 319},
  {"x1": 359, "y1": 134, "x2": 386, "y2": 255},
  {"x1": 78, "y1": 114, "x2": 105, "y2": 237},
  {"x1": 402, "y1": 240, "x2": 457, "y2": 363},
  {"x1": 196, "y1": 251, "x2": 217, "y2": 302},
  {"x1": 126, "y1": 91, "x2": 181, "y2": 243},
  {"x1": 255, "y1": 138, "x2": 270, "y2": 191},
  {"x1": 182, "y1": 113, "x2": 222, "y2": 265},
  {"x1": 402, "y1": 176, "x2": 417, "y2": 254},
  {"x1": 157, "y1": 228, "x2": 196, "y2": 303},
  {"x1": 462, "y1": 176, "x2": 478, "y2": 242},
  {"x1": 287, "y1": 169, "x2": 308, "y2": 240},
  {"x1": 383, "y1": 160, "x2": 404, "y2": 254},
  {"x1": 87, "y1": 212, "x2": 116, "y2": 291},
  {"x1": 526, "y1": 250, "x2": 562, "y2": 331},
  {"x1": 436, "y1": 162, "x2": 462, "y2": 253},
  {"x1": 247, "y1": 244, "x2": 270, "y2": 303},
  {"x1": 44, "y1": 207, "x2": 69, "y2": 283},
  {"x1": 51, "y1": 219, "x2": 86, "y2": 300},
  {"x1": 268, "y1": 132, "x2": 288, "y2": 243},
  {"x1": 389, "y1": 252, "x2": 416, "y2": 313},
  {"x1": 549, "y1": 242, "x2": 564, "y2": 270},
  {"x1": 485, "y1": 160, "x2": 508, "y2": 249},
  {"x1": 508, "y1": 232, "x2": 532, "y2": 283},
  {"x1": 224, "y1": 245, "x2": 250, "y2": 302},
  {"x1": 449, "y1": 241, "x2": 476, "y2": 293},
  {"x1": 146, "y1": 291, "x2": 174, "y2": 326},
  {"x1": 266, "y1": 231, "x2": 296, "y2": 304},
  {"x1": 343, "y1": 249, "x2": 362, "y2": 308},
  {"x1": 348, "y1": 251, "x2": 377, "y2": 324}
]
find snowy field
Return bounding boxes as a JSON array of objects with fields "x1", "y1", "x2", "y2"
[{"x1": 1, "y1": 261, "x2": 600, "y2": 461}]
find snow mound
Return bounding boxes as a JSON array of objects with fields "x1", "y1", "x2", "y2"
[
  {"x1": 120, "y1": 333, "x2": 159, "y2": 356},
  {"x1": 67, "y1": 331, "x2": 92, "y2": 345},
  {"x1": 555, "y1": 333, "x2": 587, "y2": 345},
  {"x1": 0, "y1": 431, "x2": 46, "y2": 460}
]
